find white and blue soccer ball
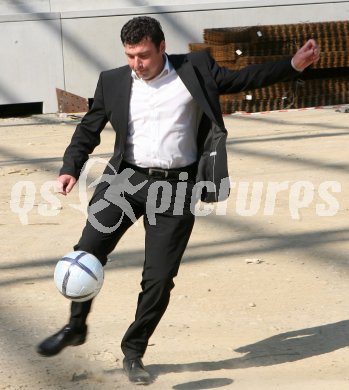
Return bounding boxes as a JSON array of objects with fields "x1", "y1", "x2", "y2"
[{"x1": 54, "y1": 251, "x2": 104, "y2": 302}]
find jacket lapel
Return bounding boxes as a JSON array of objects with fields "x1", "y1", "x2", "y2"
[
  {"x1": 110, "y1": 66, "x2": 132, "y2": 142},
  {"x1": 170, "y1": 55, "x2": 217, "y2": 123}
]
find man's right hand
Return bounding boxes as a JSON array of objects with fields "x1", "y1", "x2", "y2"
[{"x1": 57, "y1": 174, "x2": 77, "y2": 195}]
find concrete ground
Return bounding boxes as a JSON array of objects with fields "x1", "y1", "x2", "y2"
[{"x1": 0, "y1": 106, "x2": 349, "y2": 389}]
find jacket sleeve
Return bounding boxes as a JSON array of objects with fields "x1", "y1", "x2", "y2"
[
  {"x1": 59, "y1": 72, "x2": 109, "y2": 179},
  {"x1": 203, "y1": 51, "x2": 300, "y2": 94}
]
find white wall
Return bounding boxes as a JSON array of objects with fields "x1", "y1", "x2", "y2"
[
  {"x1": 0, "y1": 14, "x2": 65, "y2": 112},
  {"x1": 1, "y1": 1, "x2": 347, "y2": 14},
  {"x1": 1, "y1": 1, "x2": 348, "y2": 113}
]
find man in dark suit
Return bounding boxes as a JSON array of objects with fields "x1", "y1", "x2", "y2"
[{"x1": 37, "y1": 16, "x2": 319, "y2": 384}]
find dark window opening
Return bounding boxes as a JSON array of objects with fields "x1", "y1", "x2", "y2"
[{"x1": 0, "y1": 102, "x2": 43, "y2": 118}]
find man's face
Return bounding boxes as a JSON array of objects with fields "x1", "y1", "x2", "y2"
[{"x1": 124, "y1": 38, "x2": 166, "y2": 81}]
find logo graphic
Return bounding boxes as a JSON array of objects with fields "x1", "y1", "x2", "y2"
[{"x1": 9, "y1": 157, "x2": 342, "y2": 227}]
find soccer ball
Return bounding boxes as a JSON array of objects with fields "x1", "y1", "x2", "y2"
[{"x1": 54, "y1": 251, "x2": 104, "y2": 302}]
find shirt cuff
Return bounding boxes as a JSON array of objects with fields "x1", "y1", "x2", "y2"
[{"x1": 291, "y1": 57, "x2": 304, "y2": 72}]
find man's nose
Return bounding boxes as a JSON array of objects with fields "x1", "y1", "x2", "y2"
[{"x1": 134, "y1": 57, "x2": 143, "y2": 69}]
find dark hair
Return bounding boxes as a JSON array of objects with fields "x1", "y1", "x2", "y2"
[{"x1": 120, "y1": 16, "x2": 165, "y2": 49}]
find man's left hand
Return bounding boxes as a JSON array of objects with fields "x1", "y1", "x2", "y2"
[{"x1": 292, "y1": 39, "x2": 320, "y2": 72}]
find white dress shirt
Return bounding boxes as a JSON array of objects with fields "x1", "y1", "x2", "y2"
[{"x1": 124, "y1": 55, "x2": 203, "y2": 169}]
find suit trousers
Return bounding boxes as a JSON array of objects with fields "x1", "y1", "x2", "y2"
[{"x1": 68, "y1": 163, "x2": 196, "y2": 359}]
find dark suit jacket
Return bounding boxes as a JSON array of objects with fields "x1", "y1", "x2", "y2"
[{"x1": 60, "y1": 51, "x2": 299, "y2": 202}]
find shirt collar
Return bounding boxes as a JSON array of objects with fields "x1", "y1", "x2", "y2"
[{"x1": 131, "y1": 54, "x2": 172, "y2": 82}]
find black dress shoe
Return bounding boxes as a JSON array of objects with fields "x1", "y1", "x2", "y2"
[
  {"x1": 123, "y1": 357, "x2": 153, "y2": 385},
  {"x1": 36, "y1": 324, "x2": 87, "y2": 357}
]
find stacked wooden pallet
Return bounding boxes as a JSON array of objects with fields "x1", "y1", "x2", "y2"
[{"x1": 189, "y1": 21, "x2": 349, "y2": 113}]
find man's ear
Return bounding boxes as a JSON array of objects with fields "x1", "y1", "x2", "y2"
[{"x1": 160, "y1": 40, "x2": 166, "y2": 54}]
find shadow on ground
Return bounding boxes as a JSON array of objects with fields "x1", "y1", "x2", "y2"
[{"x1": 148, "y1": 320, "x2": 349, "y2": 376}]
